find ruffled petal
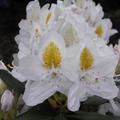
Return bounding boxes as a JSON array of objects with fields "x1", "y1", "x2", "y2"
[
  {"x1": 56, "y1": 75, "x2": 73, "y2": 96},
  {"x1": 11, "y1": 68, "x2": 26, "y2": 82},
  {"x1": 16, "y1": 55, "x2": 47, "y2": 81},
  {"x1": 61, "y1": 58, "x2": 79, "y2": 83},
  {"x1": 90, "y1": 56, "x2": 118, "y2": 78},
  {"x1": 26, "y1": 0, "x2": 41, "y2": 21},
  {"x1": 17, "y1": 43, "x2": 31, "y2": 60},
  {"x1": 67, "y1": 81, "x2": 86, "y2": 111},
  {"x1": 87, "y1": 77, "x2": 119, "y2": 100},
  {"x1": 23, "y1": 80, "x2": 56, "y2": 106}
]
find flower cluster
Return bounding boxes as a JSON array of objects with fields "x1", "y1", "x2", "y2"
[{"x1": 11, "y1": 0, "x2": 119, "y2": 112}]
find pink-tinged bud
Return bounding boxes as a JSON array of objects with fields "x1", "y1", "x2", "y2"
[
  {"x1": 0, "y1": 61, "x2": 7, "y2": 95},
  {"x1": 0, "y1": 79, "x2": 7, "y2": 95},
  {"x1": 1, "y1": 90, "x2": 14, "y2": 112}
]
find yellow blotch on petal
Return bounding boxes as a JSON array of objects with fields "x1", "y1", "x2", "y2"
[
  {"x1": 46, "y1": 12, "x2": 52, "y2": 25},
  {"x1": 95, "y1": 25, "x2": 103, "y2": 37},
  {"x1": 80, "y1": 48, "x2": 94, "y2": 71},
  {"x1": 42, "y1": 42, "x2": 62, "y2": 69}
]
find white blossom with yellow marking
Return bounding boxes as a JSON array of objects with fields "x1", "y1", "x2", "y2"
[
  {"x1": 95, "y1": 19, "x2": 117, "y2": 42},
  {"x1": 12, "y1": 31, "x2": 77, "y2": 109},
  {"x1": 15, "y1": 0, "x2": 58, "y2": 60},
  {"x1": 67, "y1": 38, "x2": 119, "y2": 111}
]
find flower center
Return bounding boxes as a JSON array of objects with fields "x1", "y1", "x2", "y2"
[
  {"x1": 46, "y1": 12, "x2": 52, "y2": 25},
  {"x1": 95, "y1": 25, "x2": 103, "y2": 38},
  {"x1": 80, "y1": 48, "x2": 94, "y2": 71},
  {"x1": 42, "y1": 42, "x2": 62, "y2": 69}
]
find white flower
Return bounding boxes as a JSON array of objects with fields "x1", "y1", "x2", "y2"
[
  {"x1": 86, "y1": 4, "x2": 104, "y2": 26},
  {"x1": 67, "y1": 38, "x2": 119, "y2": 111},
  {"x1": 1, "y1": 90, "x2": 14, "y2": 112},
  {"x1": 69, "y1": 0, "x2": 104, "y2": 25},
  {"x1": 95, "y1": 19, "x2": 117, "y2": 42},
  {"x1": 15, "y1": 0, "x2": 42, "y2": 59},
  {"x1": 15, "y1": 0, "x2": 57, "y2": 59},
  {"x1": 11, "y1": 0, "x2": 119, "y2": 113},
  {"x1": 13, "y1": 31, "x2": 77, "y2": 109},
  {"x1": 57, "y1": 9, "x2": 95, "y2": 47}
]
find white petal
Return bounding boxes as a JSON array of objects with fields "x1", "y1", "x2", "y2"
[
  {"x1": 39, "y1": 31, "x2": 66, "y2": 61},
  {"x1": 67, "y1": 82, "x2": 86, "y2": 111},
  {"x1": 1, "y1": 90, "x2": 14, "y2": 112},
  {"x1": 23, "y1": 80, "x2": 56, "y2": 106},
  {"x1": 101, "y1": 19, "x2": 112, "y2": 41},
  {"x1": 90, "y1": 4, "x2": 104, "y2": 25},
  {"x1": 111, "y1": 29, "x2": 118, "y2": 36},
  {"x1": 11, "y1": 68, "x2": 26, "y2": 82},
  {"x1": 17, "y1": 55, "x2": 47, "y2": 81},
  {"x1": 56, "y1": 75, "x2": 73, "y2": 96},
  {"x1": 90, "y1": 56, "x2": 118, "y2": 78},
  {"x1": 19, "y1": 19, "x2": 32, "y2": 32},
  {"x1": 59, "y1": 22, "x2": 79, "y2": 46},
  {"x1": 26, "y1": 0, "x2": 41, "y2": 21},
  {"x1": 61, "y1": 58, "x2": 79, "y2": 83},
  {"x1": 87, "y1": 78, "x2": 119, "y2": 99},
  {"x1": 12, "y1": 54, "x2": 19, "y2": 66},
  {"x1": 18, "y1": 43, "x2": 31, "y2": 59}
]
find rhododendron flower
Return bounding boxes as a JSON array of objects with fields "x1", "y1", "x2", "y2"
[
  {"x1": 68, "y1": 39, "x2": 119, "y2": 111},
  {"x1": 13, "y1": 31, "x2": 77, "y2": 109},
  {"x1": 11, "y1": 0, "x2": 119, "y2": 113}
]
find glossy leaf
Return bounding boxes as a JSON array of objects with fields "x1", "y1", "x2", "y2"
[{"x1": 0, "y1": 70, "x2": 25, "y2": 94}]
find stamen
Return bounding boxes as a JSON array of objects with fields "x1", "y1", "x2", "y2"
[
  {"x1": 7, "y1": 64, "x2": 14, "y2": 69},
  {"x1": 46, "y1": 12, "x2": 52, "y2": 25}
]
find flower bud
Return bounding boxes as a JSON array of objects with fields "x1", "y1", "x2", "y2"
[
  {"x1": 1, "y1": 90, "x2": 14, "y2": 112},
  {"x1": 0, "y1": 79, "x2": 7, "y2": 95},
  {"x1": 0, "y1": 61, "x2": 7, "y2": 70},
  {"x1": 0, "y1": 61, "x2": 7, "y2": 95}
]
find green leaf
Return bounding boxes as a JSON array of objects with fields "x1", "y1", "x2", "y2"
[
  {"x1": 54, "y1": 113, "x2": 67, "y2": 120},
  {"x1": 17, "y1": 111, "x2": 68, "y2": 120},
  {"x1": 16, "y1": 110, "x2": 53, "y2": 120},
  {"x1": 83, "y1": 96, "x2": 107, "y2": 105},
  {"x1": 0, "y1": 70, "x2": 25, "y2": 94},
  {"x1": 67, "y1": 111, "x2": 120, "y2": 120},
  {"x1": 16, "y1": 102, "x2": 56, "y2": 120}
]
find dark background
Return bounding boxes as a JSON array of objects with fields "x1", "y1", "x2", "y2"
[{"x1": 0, "y1": 0, "x2": 120, "y2": 65}]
